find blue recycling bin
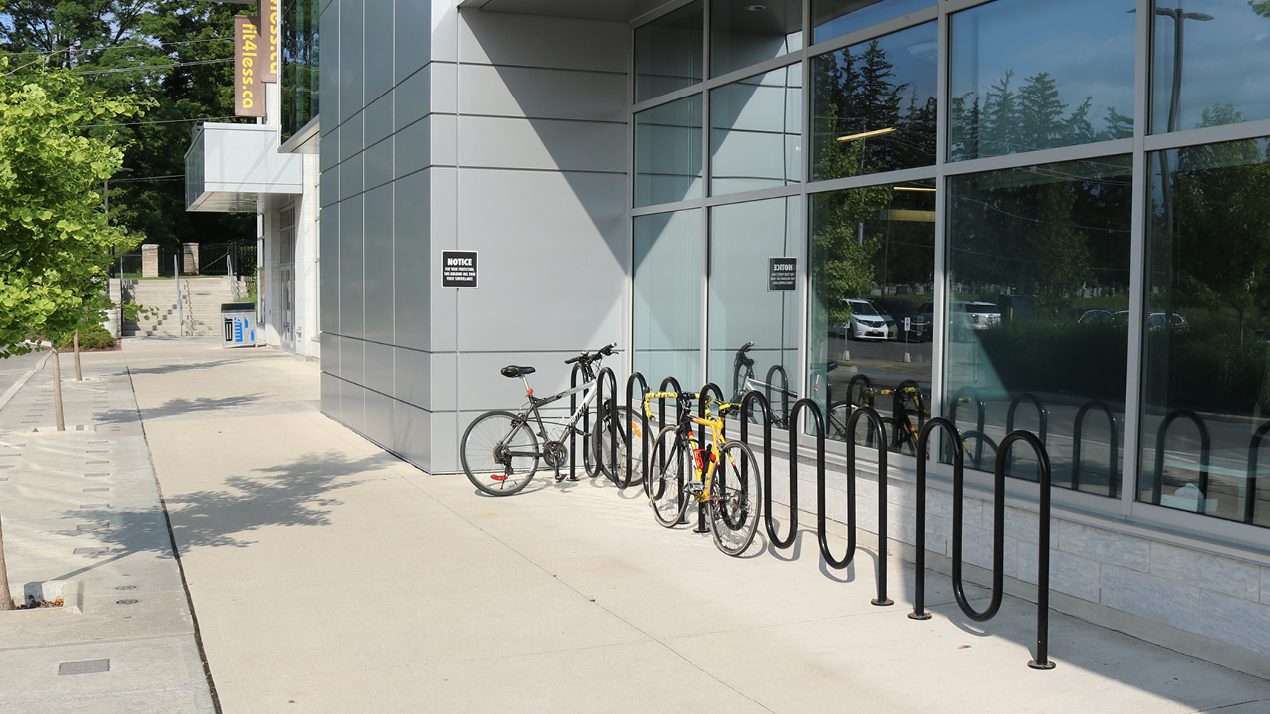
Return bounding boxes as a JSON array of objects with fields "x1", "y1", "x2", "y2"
[{"x1": 221, "y1": 302, "x2": 258, "y2": 348}]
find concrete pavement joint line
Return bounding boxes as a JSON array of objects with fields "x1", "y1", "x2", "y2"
[
  {"x1": 0, "y1": 632, "x2": 214, "y2": 656},
  {"x1": 1193, "y1": 699, "x2": 1270, "y2": 712},
  {"x1": 398, "y1": 478, "x2": 777, "y2": 714},
  {"x1": 120, "y1": 351, "x2": 223, "y2": 714}
]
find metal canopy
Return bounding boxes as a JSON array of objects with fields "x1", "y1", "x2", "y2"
[{"x1": 458, "y1": 0, "x2": 673, "y2": 22}]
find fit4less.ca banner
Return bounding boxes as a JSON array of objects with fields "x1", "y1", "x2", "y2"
[
  {"x1": 259, "y1": 0, "x2": 278, "y2": 83},
  {"x1": 234, "y1": 15, "x2": 265, "y2": 117}
]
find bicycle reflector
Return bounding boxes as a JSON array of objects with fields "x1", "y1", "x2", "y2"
[
  {"x1": 693, "y1": 448, "x2": 715, "y2": 470},
  {"x1": 490, "y1": 474, "x2": 509, "y2": 481}
]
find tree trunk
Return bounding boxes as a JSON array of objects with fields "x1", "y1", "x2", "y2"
[
  {"x1": 0, "y1": 512, "x2": 13, "y2": 611},
  {"x1": 51, "y1": 346, "x2": 66, "y2": 432},
  {"x1": 73, "y1": 330, "x2": 83, "y2": 381}
]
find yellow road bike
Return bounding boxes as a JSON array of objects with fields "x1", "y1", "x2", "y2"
[{"x1": 642, "y1": 391, "x2": 762, "y2": 556}]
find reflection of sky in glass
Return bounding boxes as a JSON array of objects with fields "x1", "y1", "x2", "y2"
[
  {"x1": 812, "y1": 0, "x2": 933, "y2": 44},
  {"x1": 1152, "y1": 0, "x2": 1270, "y2": 132},
  {"x1": 949, "y1": 0, "x2": 1135, "y2": 159}
]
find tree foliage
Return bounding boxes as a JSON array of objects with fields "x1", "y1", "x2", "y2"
[
  {"x1": 0, "y1": 1, "x2": 254, "y2": 250},
  {"x1": 0, "y1": 60, "x2": 147, "y2": 356}
]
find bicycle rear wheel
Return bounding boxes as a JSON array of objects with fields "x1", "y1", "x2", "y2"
[
  {"x1": 710, "y1": 440, "x2": 762, "y2": 556},
  {"x1": 647, "y1": 425, "x2": 690, "y2": 528},
  {"x1": 826, "y1": 401, "x2": 852, "y2": 441},
  {"x1": 460, "y1": 410, "x2": 539, "y2": 496}
]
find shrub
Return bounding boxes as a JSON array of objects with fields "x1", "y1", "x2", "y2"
[{"x1": 56, "y1": 324, "x2": 117, "y2": 351}]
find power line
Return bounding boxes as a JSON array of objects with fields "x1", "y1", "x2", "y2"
[
  {"x1": 1, "y1": 35, "x2": 233, "y2": 61},
  {"x1": 84, "y1": 115, "x2": 238, "y2": 128},
  {"x1": 67, "y1": 57, "x2": 233, "y2": 76},
  {"x1": 111, "y1": 174, "x2": 185, "y2": 183}
]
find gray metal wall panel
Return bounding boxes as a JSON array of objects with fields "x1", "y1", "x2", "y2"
[
  {"x1": 457, "y1": 116, "x2": 625, "y2": 173},
  {"x1": 319, "y1": 203, "x2": 340, "y2": 333},
  {"x1": 365, "y1": 93, "x2": 394, "y2": 147},
  {"x1": 428, "y1": 352, "x2": 458, "y2": 412},
  {"x1": 395, "y1": 0, "x2": 431, "y2": 83},
  {"x1": 364, "y1": 390, "x2": 395, "y2": 449},
  {"x1": 321, "y1": 372, "x2": 340, "y2": 421},
  {"x1": 426, "y1": 167, "x2": 459, "y2": 354},
  {"x1": 338, "y1": 378, "x2": 365, "y2": 433},
  {"x1": 363, "y1": 184, "x2": 395, "y2": 343},
  {"x1": 459, "y1": 11, "x2": 627, "y2": 73},
  {"x1": 363, "y1": 0, "x2": 395, "y2": 103},
  {"x1": 455, "y1": 351, "x2": 589, "y2": 414},
  {"x1": 364, "y1": 341, "x2": 394, "y2": 397},
  {"x1": 365, "y1": 137, "x2": 394, "y2": 191},
  {"x1": 320, "y1": 332, "x2": 340, "y2": 376},
  {"x1": 393, "y1": 170, "x2": 430, "y2": 352},
  {"x1": 320, "y1": 125, "x2": 338, "y2": 172},
  {"x1": 452, "y1": 168, "x2": 626, "y2": 353},
  {"x1": 339, "y1": 335, "x2": 365, "y2": 388},
  {"x1": 319, "y1": 0, "x2": 339, "y2": 136},
  {"x1": 338, "y1": 0, "x2": 364, "y2": 123},
  {"x1": 338, "y1": 112, "x2": 363, "y2": 162},
  {"x1": 394, "y1": 346, "x2": 430, "y2": 409},
  {"x1": 429, "y1": 411, "x2": 460, "y2": 474},
  {"x1": 392, "y1": 399, "x2": 431, "y2": 467},
  {"x1": 338, "y1": 154, "x2": 363, "y2": 201},
  {"x1": 394, "y1": 67, "x2": 431, "y2": 131},
  {"x1": 395, "y1": 117, "x2": 433, "y2": 178},
  {"x1": 319, "y1": 168, "x2": 338, "y2": 207},
  {"x1": 458, "y1": 64, "x2": 626, "y2": 123},
  {"x1": 338, "y1": 195, "x2": 365, "y2": 338}
]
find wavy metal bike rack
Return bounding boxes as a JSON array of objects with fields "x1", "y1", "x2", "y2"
[
  {"x1": 909, "y1": 419, "x2": 1055, "y2": 669},
  {"x1": 1071, "y1": 400, "x2": 1119, "y2": 497},
  {"x1": 595, "y1": 367, "x2": 620, "y2": 485},
  {"x1": 1245, "y1": 421, "x2": 1270, "y2": 525},
  {"x1": 650, "y1": 376, "x2": 683, "y2": 504},
  {"x1": 949, "y1": 386, "x2": 989, "y2": 468},
  {"x1": 839, "y1": 406, "x2": 892, "y2": 606},
  {"x1": 694, "y1": 382, "x2": 726, "y2": 532},
  {"x1": 1151, "y1": 409, "x2": 1210, "y2": 511},
  {"x1": 766, "y1": 364, "x2": 790, "y2": 426},
  {"x1": 569, "y1": 363, "x2": 592, "y2": 479},
  {"x1": 624, "y1": 372, "x2": 650, "y2": 489}
]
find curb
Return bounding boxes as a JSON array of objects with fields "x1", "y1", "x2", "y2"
[{"x1": 0, "y1": 350, "x2": 51, "y2": 415}]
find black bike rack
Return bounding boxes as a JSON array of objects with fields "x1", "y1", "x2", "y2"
[
  {"x1": 596, "y1": 367, "x2": 620, "y2": 485},
  {"x1": 694, "y1": 382, "x2": 726, "y2": 532},
  {"x1": 845, "y1": 373, "x2": 873, "y2": 407},
  {"x1": 1005, "y1": 393, "x2": 1049, "y2": 477},
  {"x1": 1245, "y1": 420, "x2": 1270, "y2": 524},
  {"x1": 766, "y1": 364, "x2": 790, "y2": 426},
  {"x1": 569, "y1": 363, "x2": 592, "y2": 480},
  {"x1": 949, "y1": 386, "x2": 990, "y2": 468},
  {"x1": 1151, "y1": 409, "x2": 1210, "y2": 511},
  {"x1": 909, "y1": 419, "x2": 1055, "y2": 669},
  {"x1": 624, "y1": 372, "x2": 650, "y2": 489},
  {"x1": 739, "y1": 389, "x2": 774, "y2": 514},
  {"x1": 651, "y1": 376, "x2": 683, "y2": 504},
  {"x1": 892, "y1": 379, "x2": 925, "y2": 451},
  {"x1": 1071, "y1": 400, "x2": 1119, "y2": 497},
  {"x1": 839, "y1": 406, "x2": 891, "y2": 606}
]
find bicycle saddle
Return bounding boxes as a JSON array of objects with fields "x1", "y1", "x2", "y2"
[{"x1": 500, "y1": 365, "x2": 535, "y2": 378}]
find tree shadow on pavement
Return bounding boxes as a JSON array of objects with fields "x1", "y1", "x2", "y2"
[
  {"x1": 60, "y1": 451, "x2": 390, "y2": 569},
  {"x1": 93, "y1": 394, "x2": 266, "y2": 425},
  {"x1": 125, "y1": 360, "x2": 242, "y2": 376}
]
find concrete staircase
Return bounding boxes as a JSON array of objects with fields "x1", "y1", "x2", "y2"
[{"x1": 121, "y1": 277, "x2": 246, "y2": 337}]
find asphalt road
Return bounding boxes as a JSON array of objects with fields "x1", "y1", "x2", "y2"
[{"x1": 0, "y1": 350, "x2": 46, "y2": 398}]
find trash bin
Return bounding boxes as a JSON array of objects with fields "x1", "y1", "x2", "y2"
[{"x1": 221, "y1": 302, "x2": 257, "y2": 348}]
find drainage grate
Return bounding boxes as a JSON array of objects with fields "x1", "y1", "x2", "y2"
[
  {"x1": 86, "y1": 460, "x2": 108, "y2": 465},
  {"x1": 115, "y1": 599, "x2": 139, "y2": 605},
  {"x1": 73, "y1": 547, "x2": 111, "y2": 555},
  {"x1": 84, "y1": 473, "x2": 109, "y2": 478},
  {"x1": 82, "y1": 487, "x2": 110, "y2": 493},
  {"x1": 59, "y1": 659, "x2": 110, "y2": 675}
]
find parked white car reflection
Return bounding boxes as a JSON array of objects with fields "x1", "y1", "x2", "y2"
[{"x1": 833, "y1": 298, "x2": 895, "y2": 341}]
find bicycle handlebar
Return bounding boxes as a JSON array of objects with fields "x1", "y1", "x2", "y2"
[{"x1": 563, "y1": 342, "x2": 619, "y2": 365}]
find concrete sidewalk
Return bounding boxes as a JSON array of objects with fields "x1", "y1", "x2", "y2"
[
  {"x1": 120, "y1": 339, "x2": 1268, "y2": 712},
  {"x1": 0, "y1": 349, "x2": 215, "y2": 712}
]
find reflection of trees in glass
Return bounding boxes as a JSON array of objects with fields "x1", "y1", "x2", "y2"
[
  {"x1": 812, "y1": 37, "x2": 936, "y2": 179},
  {"x1": 810, "y1": 168, "x2": 890, "y2": 327},
  {"x1": 1163, "y1": 135, "x2": 1270, "y2": 339},
  {"x1": 950, "y1": 71, "x2": 1132, "y2": 160}
]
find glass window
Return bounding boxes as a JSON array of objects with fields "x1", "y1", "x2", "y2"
[
  {"x1": 809, "y1": 181, "x2": 936, "y2": 447},
  {"x1": 948, "y1": 0, "x2": 1135, "y2": 161},
  {"x1": 281, "y1": 0, "x2": 320, "y2": 142},
  {"x1": 635, "y1": 95, "x2": 704, "y2": 208},
  {"x1": 635, "y1": 1, "x2": 704, "y2": 103},
  {"x1": 812, "y1": 0, "x2": 932, "y2": 44},
  {"x1": 711, "y1": 0, "x2": 803, "y2": 77},
  {"x1": 709, "y1": 197, "x2": 802, "y2": 422},
  {"x1": 1150, "y1": 0, "x2": 1270, "y2": 134},
  {"x1": 710, "y1": 64, "x2": 802, "y2": 195},
  {"x1": 810, "y1": 21, "x2": 937, "y2": 181},
  {"x1": 1140, "y1": 137, "x2": 1270, "y2": 527},
  {"x1": 635, "y1": 210, "x2": 705, "y2": 388},
  {"x1": 945, "y1": 156, "x2": 1133, "y2": 496}
]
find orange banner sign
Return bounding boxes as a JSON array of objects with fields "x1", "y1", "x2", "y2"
[{"x1": 234, "y1": 15, "x2": 265, "y2": 117}]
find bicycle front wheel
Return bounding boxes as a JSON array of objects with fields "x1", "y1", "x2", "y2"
[
  {"x1": 709, "y1": 440, "x2": 762, "y2": 556},
  {"x1": 460, "y1": 410, "x2": 539, "y2": 496},
  {"x1": 826, "y1": 401, "x2": 852, "y2": 441},
  {"x1": 647, "y1": 425, "x2": 690, "y2": 528}
]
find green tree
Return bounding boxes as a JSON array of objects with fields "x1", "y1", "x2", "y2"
[
  {"x1": 0, "y1": 60, "x2": 146, "y2": 610},
  {"x1": 1, "y1": 1, "x2": 253, "y2": 250}
]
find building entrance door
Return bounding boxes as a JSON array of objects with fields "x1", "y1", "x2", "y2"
[{"x1": 281, "y1": 267, "x2": 295, "y2": 352}]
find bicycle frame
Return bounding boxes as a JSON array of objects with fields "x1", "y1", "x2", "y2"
[{"x1": 514, "y1": 376, "x2": 600, "y2": 444}]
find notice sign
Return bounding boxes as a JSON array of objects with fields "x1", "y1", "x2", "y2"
[
  {"x1": 258, "y1": 0, "x2": 278, "y2": 82},
  {"x1": 234, "y1": 16, "x2": 265, "y2": 117},
  {"x1": 442, "y1": 251, "x2": 478, "y2": 288},
  {"x1": 768, "y1": 257, "x2": 797, "y2": 291}
]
